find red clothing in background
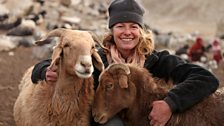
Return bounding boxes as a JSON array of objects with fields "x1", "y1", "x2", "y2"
[
  {"x1": 188, "y1": 37, "x2": 205, "y2": 61},
  {"x1": 212, "y1": 39, "x2": 222, "y2": 63}
]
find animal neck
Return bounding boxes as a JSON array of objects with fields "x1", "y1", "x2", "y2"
[
  {"x1": 53, "y1": 63, "x2": 94, "y2": 97},
  {"x1": 57, "y1": 63, "x2": 78, "y2": 82},
  {"x1": 52, "y1": 79, "x2": 94, "y2": 118},
  {"x1": 129, "y1": 70, "x2": 168, "y2": 104},
  {"x1": 54, "y1": 63, "x2": 82, "y2": 92},
  {"x1": 147, "y1": 86, "x2": 168, "y2": 102},
  {"x1": 134, "y1": 78, "x2": 169, "y2": 106},
  {"x1": 124, "y1": 72, "x2": 168, "y2": 124},
  {"x1": 52, "y1": 67, "x2": 94, "y2": 115}
]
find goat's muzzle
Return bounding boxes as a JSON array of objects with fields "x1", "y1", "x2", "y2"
[{"x1": 75, "y1": 55, "x2": 94, "y2": 78}]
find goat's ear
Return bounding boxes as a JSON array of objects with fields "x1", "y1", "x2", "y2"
[
  {"x1": 48, "y1": 47, "x2": 62, "y2": 70},
  {"x1": 92, "y1": 50, "x2": 104, "y2": 71},
  {"x1": 119, "y1": 75, "x2": 128, "y2": 88},
  {"x1": 35, "y1": 28, "x2": 66, "y2": 45}
]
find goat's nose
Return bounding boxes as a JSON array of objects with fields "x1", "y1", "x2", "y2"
[
  {"x1": 80, "y1": 62, "x2": 92, "y2": 73},
  {"x1": 80, "y1": 61, "x2": 92, "y2": 68}
]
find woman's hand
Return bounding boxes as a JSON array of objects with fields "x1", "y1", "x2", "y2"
[
  {"x1": 149, "y1": 100, "x2": 172, "y2": 126},
  {"x1": 45, "y1": 67, "x2": 58, "y2": 84}
]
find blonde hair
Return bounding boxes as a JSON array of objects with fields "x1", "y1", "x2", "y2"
[{"x1": 102, "y1": 27, "x2": 154, "y2": 56}]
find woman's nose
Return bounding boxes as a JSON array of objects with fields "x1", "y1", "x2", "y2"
[{"x1": 123, "y1": 28, "x2": 131, "y2": 35}]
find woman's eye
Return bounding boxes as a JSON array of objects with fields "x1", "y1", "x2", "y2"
[
  {"x1": 115, "y1": 25, "x2": 123, "y2": 28},
  {"x1": 131, "y1": 25, "x2": 139, "y2": 29}
]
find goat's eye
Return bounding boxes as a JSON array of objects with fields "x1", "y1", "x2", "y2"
[
  {"x1": 64, "y1": 43, "x2": 69, "y2": 47},
  {"x1": 91, "y1": 46, "x2": 96, "y2": 50},
  {"x1": 91, "y1": 46, "x2": 96, "y2": 53},
  {"x1": 105, "y1": 83, "x2": 114, "y2": 91}
]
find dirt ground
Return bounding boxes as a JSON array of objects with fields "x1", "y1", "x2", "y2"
[
  {"x1": 0, "y1": 45, "x2": 223, "y2": 126},
  {"x1": 0, "y1": 46, "x2": 39, "y2": 126}
]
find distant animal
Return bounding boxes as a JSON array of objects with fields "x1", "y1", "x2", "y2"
[
  {"x1": 0, "y1": 17, "x2": 21, "y2": 30},
  {"x1": 0, "y1": 13, "x2": 8, "y2": 22},
  {"x1": 6, "y1": 19, "x2": 36, "y2": 36},
  {"x1": 13, "y1": 28, "x2": 104, "y2": 126},
  {"x1": 92, "y1": 63, "x2": 224, "y2": 126}
]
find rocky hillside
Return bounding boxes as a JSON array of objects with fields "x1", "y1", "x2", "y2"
[
  {"x1": 0, "y1": 0, "x2": 223, "y2": 54},
  {"x1": 141, "y1": 0, "x2": 224, "y2": 37}
]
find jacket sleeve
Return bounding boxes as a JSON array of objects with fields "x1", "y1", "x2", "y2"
[
  {"x1": 154, "y1": 53, "x2": 219, "y2": 113},
  {"x1": 31, "y1": 59, "x2": 51, "y2": 84}
]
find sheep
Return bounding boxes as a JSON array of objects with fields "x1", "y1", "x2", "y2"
[
  {"x1": 92, "y1": 63, "x2": 224, "y2": 126},
  {"x1": 0, "y1": 17, "x2": 21, "y2": 30},
  {"x1": 13, "y1": 28, "x2": 104, "y2": 126},
  {"x1": 6, "y1": 19, "x2": 36, "y2": 36}
]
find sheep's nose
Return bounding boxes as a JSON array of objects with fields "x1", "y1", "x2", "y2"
[
  {"x1": 80, "y1": 62, "x2": 92, "y2": 73},
  {"x1": 81, "y1": 61, "x2": 92, "y2": 67}
]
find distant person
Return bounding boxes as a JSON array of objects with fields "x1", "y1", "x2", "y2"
[
  {"x1": 188, "y1": 36, "x2": 206, "y2": 62},
  {"x1": 211, "y1": 39, "x2": 223, "y2": 64}
]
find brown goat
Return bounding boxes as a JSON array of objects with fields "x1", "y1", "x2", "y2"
[
  {"x1": 92, "y1": 63, "x2": 224, "y2": 126},
  {"x1": 13, "y1": 28, "x2": 104, "y2": 126}
]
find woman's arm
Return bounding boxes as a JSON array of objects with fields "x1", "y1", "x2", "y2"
[
  {"x1": 148, "y1": 51, "x2": 219, "y2": 126},
  {"x1": 168, "y1": 61, "x2": 219, "y2": 112},
  {"x1": 156, "y1": 54, "x2": 219, "y2": 112},
  {"x1": 31, "y1": 59, "x2": 51, "y2": 84}
]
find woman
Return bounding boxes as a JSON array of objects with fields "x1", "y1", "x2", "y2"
[
  {"x1": 211, "y1": 39, "x2": 222, "y2": 64},
  {"x1": 31, "y1": 0, "x2": 219, "y2": 126}
]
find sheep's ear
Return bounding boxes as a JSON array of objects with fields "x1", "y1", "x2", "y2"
[
  {"x1": 119, "y1": 75, "x2": 128, "y2": 88},
  {"x1": 92, "y1": 49, "x2": 104, "y2": 71},
  {"x1": 49, "y1": 47, "x2": 62, "y2": 70}
]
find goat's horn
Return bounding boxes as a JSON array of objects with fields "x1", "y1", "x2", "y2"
[
  {"x1": 89, "y1": 31, "x2": 110, "y2": 53},
  {"x1": 107, "y1": 63, "x2": 130, "y2": 75},
  {"x1": 35, "y1": 28, "x2": 67, "y2": 45}
]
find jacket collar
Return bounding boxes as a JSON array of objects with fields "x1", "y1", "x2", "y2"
[{"x1": 144, "y1": 51, "x2": 159, "y2": 68}]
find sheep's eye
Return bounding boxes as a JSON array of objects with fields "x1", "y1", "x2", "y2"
[
  {"x1": 64, "y1": 43, "x2": 69, "y2": 47},
  {"x1": 105, "y1": 83, "x2": 114, "y2": 91},
  {"x1": 91, "y1": 46, "x2": 96, "y2": 53}
]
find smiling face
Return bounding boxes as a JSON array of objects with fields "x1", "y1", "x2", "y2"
[
  {"x1": 112, "y1": 22, "x2": 141, "y2": 55},
  {"x1": 49, "y1": 30, "x2": 103, "y2": 79}
]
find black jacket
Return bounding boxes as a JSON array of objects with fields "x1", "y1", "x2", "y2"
[{"x1": 31, "y1": 49, "x2": 219, "y2": 113}]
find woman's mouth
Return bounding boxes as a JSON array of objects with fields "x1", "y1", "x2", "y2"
[{"x1": 121, "y1": 38, "x2": 133, "y2": 42}]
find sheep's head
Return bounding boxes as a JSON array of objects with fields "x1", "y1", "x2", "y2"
[
  {"x1": 36, "y1": 28, "x2": 104, "y2": 78},
  {"x1": 92, "y1": 63, "x2": 136, "y2": 124}
]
